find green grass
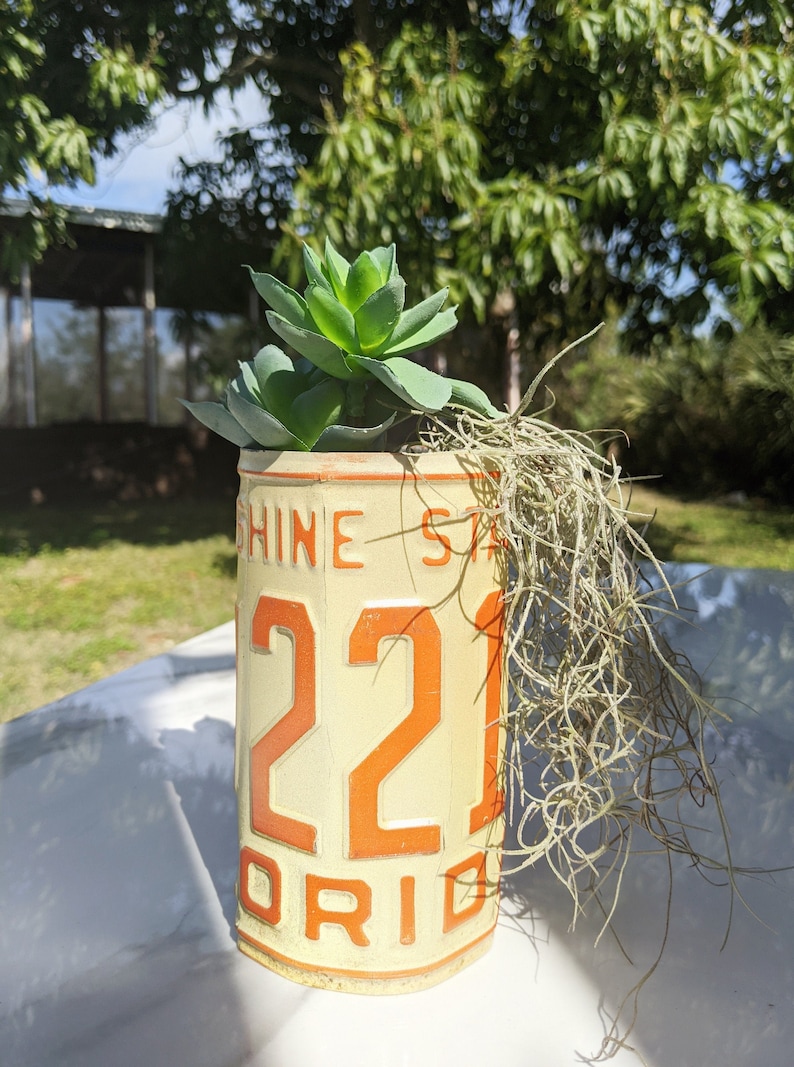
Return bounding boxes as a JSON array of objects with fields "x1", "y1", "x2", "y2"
[
  {"x1": 1, "y1": 498, "x2": 237, "y2": 722},
  {"x1": 626, "y1": 485, "x2": 794, "y2": 570},
  {"x1": 1, "y1": 488, "x2": 792, "y2": 723}
]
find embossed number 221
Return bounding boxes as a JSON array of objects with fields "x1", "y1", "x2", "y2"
[{"x1": 249, "y1": 592, "x2": 504, "y2": 859}]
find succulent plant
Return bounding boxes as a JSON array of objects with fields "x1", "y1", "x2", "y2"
[{"x1": 181, "y1": 239, "x2": 500, "y2": 451}]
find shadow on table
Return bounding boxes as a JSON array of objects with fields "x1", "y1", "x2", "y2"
[
  {"x1": 0, "y1": 701, "x2": 294, "y2": 1067},
  {"x1": 158, "y1": 717, "x2": 239, "y2": 933},
  {"x1": 500, "y1": 562, "x2": 794, "y2": 1067}
]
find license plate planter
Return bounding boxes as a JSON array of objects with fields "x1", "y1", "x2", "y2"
[{"x1": 234, "y1": 449, "x2": 508, "y2": 993}]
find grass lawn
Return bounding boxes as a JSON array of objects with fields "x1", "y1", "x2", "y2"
[
  {"x1": 1, "y1": 498, "x2": 237, "y2": 722},
  {"x1": 1, "y1": 487, "x2": 792, "y2": 722},
  {"x1": 626, "y1": 484, "x2": 794, "y2": 570}
]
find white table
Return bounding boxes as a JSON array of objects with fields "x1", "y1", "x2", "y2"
[{"x1": 1, "y1": 563, "x2": 792, "y2": 1066}]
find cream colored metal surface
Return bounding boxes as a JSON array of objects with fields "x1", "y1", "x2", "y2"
[
  {"x1": 2, "y1": 565, "x2": 793, "y2": 1066},
  {"x1": 234, "y1": 450, "x2": 507, "y2": 991}
]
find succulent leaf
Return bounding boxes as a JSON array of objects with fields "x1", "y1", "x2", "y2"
[
  {"x1": 383, "y1": 288, "x2": 450, "y2": 352},
  {"x1": 177, "y1": 398, "x2": 256, "y2": 447},
  {"x1": 290, "y1": 378, "x2": 345, "y2": 448},
  {"x1": 294, "y1": 356, "x2": 328, "y2": 386},
  {"x1": 382, "y1": 305, "x2": 458, "y2": 357},
  {"x1": 253, "y1": 347, "x2": 308, "y2": 427},
  {"x1": 252, "y1": 344, "x2": 295, "y2": 392},
  {"x1": 237, "y1": 359, "x2": 263, "y2": 403},
  {"x1": 183, "y1": 238, "x2": 480, "y2": 452},
  {"x1": 368, "y1": 243, "x2": 397, "y2": 284},
  {"x1": 305, "y1": 284, "x2": 358, "y2": 352},
  {"x1": 247, "y1": 269, "x2": 312, "y2": 328},
  {"x1": 345, "y1": 251, "x2": 383, "y2": 311},
  {"x1": 447, "y1": 377, "x2": 502, "y2": 418},
  {"x1": 355, "y1": 277, "x2": 406, "y2": 354},
  {"x1": 266, "y1": 312, "x2": 357, "y2": 379},
  {"x1": 352, "y1": 354, "x2": 452, "y2": 412},
  {"x1": 323, "y1": 238, "x2": 351, "y2": 299},
  {"x1": 227, "y1": 378, "x2": 307, "y2": 449},
  {"x1": 302, "y1": 243, "x2": 334, "y2": 293},
  {"x1": 314, "y1": 411, "x2": 397, "y2": 451}
]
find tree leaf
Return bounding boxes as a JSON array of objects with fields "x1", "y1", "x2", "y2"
[{"x1": 351, "y1": 354, "x2": 452, "y2": 411}]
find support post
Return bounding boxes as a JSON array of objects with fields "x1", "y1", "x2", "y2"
[
  {"x1": 183, "y1": 315, "x2": 194, "y2": 409},
  {"x1": 1, "y1": 286, "x2": 11, "y2": 425},
  {"x1": 143, "y1": 239, "x2": 158, "y2": 424},
  {"x1": 97, "y1": 305, "x2": 109, "y2": 421},
  {"x1": 21, "y1": 261, "x2": 36, "y2": 427}
]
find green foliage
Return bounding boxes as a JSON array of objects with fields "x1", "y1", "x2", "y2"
[
  {"x1": 280, "y1": 5, "x2": 794, "y2": 350},
  {"x1": 181, "y1": 239, "x2": 500, "y2": 451},
  {"x1": 559, "y1": 323, "x2": 794, "y2": 504},
  {"x1": 167, "y1": 1, "x2": 494, "y2": 245},
  {"x1": 0, "y1": 0, "x2": 244, "y2": 273}
]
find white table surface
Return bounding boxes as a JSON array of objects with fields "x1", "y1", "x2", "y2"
[{"x1": 1, "y1": 563, "x2": 792, "y2": 1067}]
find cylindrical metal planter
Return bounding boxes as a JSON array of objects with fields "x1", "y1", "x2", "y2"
[{"x1": 234, "y1": 449, "x2": 507, "y2": 993}]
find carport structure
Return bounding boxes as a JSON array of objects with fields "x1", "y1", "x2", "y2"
[{"x1": 0, "y1": 200, "x2": 259, "y2": 427}]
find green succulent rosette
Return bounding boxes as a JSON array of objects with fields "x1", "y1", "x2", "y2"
[{"x1": 181, "y1": 239, "x2": 500, "y2": 451}]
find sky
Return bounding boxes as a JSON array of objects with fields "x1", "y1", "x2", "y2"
[{"x1": 52, "y1": 85, "x2": 264, "y2": 217}]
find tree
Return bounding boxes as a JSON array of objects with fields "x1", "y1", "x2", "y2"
[
  {"x1": 7, "y1": 1, "x2": 794, "y2": 383},
  {"x1": 0, "y1": 0, "x2": 245, "y2": 272},
  {"x1": 279, "y1": 2, "x2": 794, "y2": 401},
  {"x1": 0, "y1": 1, "x2": 480, "y2": 291},
  {"x1": 166, "y1": 1, "x2": 498, "y2": 243}
]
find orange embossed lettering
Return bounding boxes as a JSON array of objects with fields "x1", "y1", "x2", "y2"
[
  {"x1": 470, "y1": 590, "x2": 506, "y2": 832},
  {"x1": 250, "y1": 596, "x2": 318, "y2": 853},
  {"x1": 487, "y1": 519, "x2": 503, "y2": 559},
  {"x1": 292, "y1": 509, "x2": 317, "y2": 567},
  {"x1": 400, "y1": 876, "x2": 416, "y2": 945},
  {"x1": 348, "y1": 604, "x2": 442, "y2": 858},
  {"x1": 248, "y1": 503, "x2": 268, "y2": 560},
  {"x1": 421, "y1": 508, "x2": 452, "y2": 566},
  {"x1": 466, "y1": 508, "x2": 480, "y2": 561},
  {"x1": 333, "y1": 510, "x2": 364, "y2": 569},
  {"x1": 305, "y1": 874, "x2": 372, "y2": 946},
  {"x1": 443, "y1": 852, "x2": 487, "y2": 933},
  {"x1": 239, "y1": 846, "x2": 281, "y2": 926}
]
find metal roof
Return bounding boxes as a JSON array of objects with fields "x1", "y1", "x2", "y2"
[
  {"x1": 0, "y1": 197, "x2": 264, "y2": 313},
  {"x1": 0, "y1": 199, "x2": 163, "y2": 307},
  {"x1": 0, "y1": 198, "x2": 163, "y2": 234}
]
